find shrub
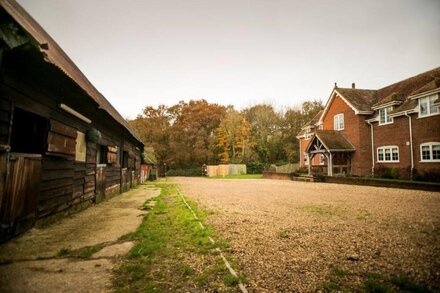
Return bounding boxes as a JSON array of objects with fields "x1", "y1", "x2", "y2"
[
  {"x1": 414, "y1": 168, "x2": 440, "y2": 183},
  {"x1": 374, "y1": 165, "x2": 400, "y2": 179},
  {"x1": 295, "y1": 167, "x2": 308, "y2": 174},
  {"x1": 246, "y1": 162, "x2": 266, "y2": 174}
]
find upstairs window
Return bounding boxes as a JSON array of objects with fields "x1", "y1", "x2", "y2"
[
  {"x1": 419, "y1": 94, "x2": 439, "y2": 117},
  {"x1": 379, "y1": 106, "x2": 393, "y2": 125},
  {"x1": 420, "y1": 142, "x2": 440, "y2": 162},
  {"x1": 377, "y1": 146, "x2": 399, "y2": 162},
  {"x1": 333, "y1": 113, "x2": 344, "y2": 130},
  {"x1": 304, "y1": 128, "x2": 311, "y2": 140}
]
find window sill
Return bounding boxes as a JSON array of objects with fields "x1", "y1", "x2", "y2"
[
  {"x1": 378, "y1": 122, "x2": 393, "y2": 126},
  {"x1": 377, "y1": 161, "x2": 400, "y2": 163},
  {"x1": 417, "y1": 112, "x2": 440, "y2": 119},
  {"x1": 419, "y1": 160, "x2": 440, "y2": 163},
  {"x1": 97, "y1": 164, "x2": 107, "y2": 167}
]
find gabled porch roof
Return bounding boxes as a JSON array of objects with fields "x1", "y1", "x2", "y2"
[{"x1": 306, "y1": 130, "x2": 355, "y2": 153}]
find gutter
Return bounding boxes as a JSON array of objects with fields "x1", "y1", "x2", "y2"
[
  {"x1": 366, "y1": 120, "x2": 375, "y2": 177},
  {"x1": 404, "y1": 111, "x2": 414, "y2": 180}
]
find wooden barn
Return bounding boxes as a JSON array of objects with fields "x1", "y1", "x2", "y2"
[{"x1": 0, "y1": 0, "x2": 144, "y2": 241}]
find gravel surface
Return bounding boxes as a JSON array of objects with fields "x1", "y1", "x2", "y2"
[{"x1": 173, "y1": 177, "x2": 440, "y2": 292}]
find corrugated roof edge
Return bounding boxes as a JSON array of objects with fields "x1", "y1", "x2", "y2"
[{"x1": 0, "y1": 0, "x2": 142, "y2": 144}]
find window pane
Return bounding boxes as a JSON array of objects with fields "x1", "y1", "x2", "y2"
[
  {"x1": 392, "y1": 148, "x2": 398, "y2": 161},
  {"x1": 420, "y1": 98, "x2": 428, "y2": 115},
  {"x1": 433, "y1": 144, "x2": 440, "y2": 160},
  {"x1": 340, "y1": 115, "x2": 344, "y2": 129},
  {"x1": 379, "y1": 109, "x2": 385, "y2": 124},
  {"x1": 422, "y1": 145, "x2": 430, "y2": 160},
  {"x1": 429, "y1": 96, "x2": 438, "y2": 114},
  {"x1": 378, "y1": 149, "x2": 384, "y2": 161},
  {"x1": 385, "y1": 148, "x2": 391, "y2": 160},
  {"x1": 386, "y1": 107, "x2": 393, "y2": 123}
]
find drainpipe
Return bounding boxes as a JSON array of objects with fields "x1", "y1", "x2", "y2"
[
  {"x1": 404, "y1": 112, "x2": 414, "y2": 180},
  {"x1": 366, "y1": 121, "x2": 375, "y2": 177}
]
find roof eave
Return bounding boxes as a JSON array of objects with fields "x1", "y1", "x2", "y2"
[{"x1": 409, "y1": 87, "x2": 440, "y2": 100}]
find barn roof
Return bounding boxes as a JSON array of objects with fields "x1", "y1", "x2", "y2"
[{"x1": 0, "y1": 0, "x2": 142, "y2": 143}]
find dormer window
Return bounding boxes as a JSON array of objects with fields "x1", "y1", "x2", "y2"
[
  {"x1": 305, "y1": 128, "x2": 311, "y2": 140},
  {"x1": 333, "y1": 113, "x2": 344, "y2": 130},
  {"x1": 419, "y1": 94, "x2": 439, "y2": 117},
  {"x1": 379, "y1": 106, "x2": 393, "y2": 125}
]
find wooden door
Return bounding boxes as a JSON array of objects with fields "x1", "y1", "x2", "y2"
[
  {"x1": 95, "y1": 166, "x2": 106, "y2": 202},
  {"x1": 0, "y1": 153, "x2": 41, "y2": 240}
]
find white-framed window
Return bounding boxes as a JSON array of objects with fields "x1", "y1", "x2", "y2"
[
  {"x1": 419, "y1": 94, "x2": 439, "y2": 117},
  {"x1": 379, "y1": 106, "x2": 393, "y2": 125},
  {"x1": 377, "y1": 146, "x2": 399, "y2": 162},
  {"x1": 320, "y1": 154, "x2": 325, "y2": 165},
  {"x1": 333, "y1": 113, "x2": 344, "y2": 130},
  {"x1": 304, "y1": 153, "x2": 309, "y2": 166},
  {"x1": 420, "y1": 142, "x2": 440, "y2": 162},
  {"x1": 304, "y1": 128, "x2": 311, "y2": 140}
]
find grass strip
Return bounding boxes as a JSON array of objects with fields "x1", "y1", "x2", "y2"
[{"x1": 113, "y1": 182, "x2": 242, "y2": 292}]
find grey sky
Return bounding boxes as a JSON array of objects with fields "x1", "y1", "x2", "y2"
[{"x1": 17, "y1": 0, "x2": 440, "y2": 119}]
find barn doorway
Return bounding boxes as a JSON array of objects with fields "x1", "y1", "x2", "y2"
[{"x1": 0, "y1": 108, "x2": 47, "y2": 241}]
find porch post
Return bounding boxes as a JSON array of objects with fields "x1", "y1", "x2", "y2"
[{"x1": 328, "y1": 152, "x2": 333, "y2": 176}]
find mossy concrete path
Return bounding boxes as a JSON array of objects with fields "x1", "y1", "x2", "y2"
[{"x1": 0, "y1": 184, "x2": 159, "y2": 292}]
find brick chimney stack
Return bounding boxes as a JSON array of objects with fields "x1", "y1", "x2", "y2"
[{"x1": 352, "y1": 83, "x2": 356, "y2": 89}]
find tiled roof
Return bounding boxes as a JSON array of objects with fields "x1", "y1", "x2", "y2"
[
  {"x1": 389, "y1": 99, "x2": 417, "y2": 115},
  {"x1": 314, "y1": 130, "x2": 355, "y2": 151},
  {"x1": 335, "y1": 88, "x2": 378, "y2": 112},
  {"x1": 375, "y1": 67, "x2": 440, "y2": 107}
]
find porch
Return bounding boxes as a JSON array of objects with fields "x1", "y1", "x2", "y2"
[{"x1": 306, "y1": 130, "x2": 355, "y2": 176}]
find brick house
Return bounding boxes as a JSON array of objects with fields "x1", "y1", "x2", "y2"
[{"x1": 297, "y1": 67, "x2": 440, "y2": 179}]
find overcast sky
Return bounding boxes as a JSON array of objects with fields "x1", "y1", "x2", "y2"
[{"x1": 17, "y1": 0, "x2": 440, "y2": 119}]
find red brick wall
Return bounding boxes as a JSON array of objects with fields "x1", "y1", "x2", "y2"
[
  {"x1": 372, "y1": 116, "x2": 411, "y2": 178},
  {"x1": 370, "y1": 110, "x2": 440, "y2": 178},
  {"x1": 321, "y1": 95, "x2": 372, "y2": 176},
  {"x1": 410, "y1": 113, "x2": 440, "y2": 174}
]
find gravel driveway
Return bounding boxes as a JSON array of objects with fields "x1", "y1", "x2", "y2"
[{"x1": 173, "y1": 177, "x2": 440, "y2": 292}]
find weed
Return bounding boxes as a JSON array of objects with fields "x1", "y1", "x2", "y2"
[
  {"x1": 224, "y1": 275, "x2": 240, "y2": 286},
  {"x1": 57, "y1": 247, "x2": 71, "y2": 257},
  {"x1": 277, "y1": 229, "x2": 289, "y2": 239}
]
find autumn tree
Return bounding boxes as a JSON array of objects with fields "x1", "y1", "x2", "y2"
[{"x1": 215, "y1": 110, "x2": 251, "y2": 163}]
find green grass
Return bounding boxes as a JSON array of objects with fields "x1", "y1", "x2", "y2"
[
  {"x1": 113, "y1": 182, "x2": 243, "y2": 292},
  {"x1": 320, "y1": 268, "x2": 430, "y2": 292},
  {"x1": 208, "y1": 174, "x2": 262, "y2": 179}
]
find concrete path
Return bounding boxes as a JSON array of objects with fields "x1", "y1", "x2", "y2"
[{"x1": 0, "y1": 184, "x2": 159, "y2": 292}]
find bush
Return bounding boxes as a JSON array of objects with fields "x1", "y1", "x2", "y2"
[
  {"x1": 166, "y1": 168, "x2": 202, "y2": 177},
  {"x1": 295, "y1": 167, "x2": 308, "y2": 174},
  {"x1": 374, "y1": 165, "x2": 400, "y2": 179},
  {"x1": 246, "y1": 162, "x2": 266, "y2": 174},
  {"x1": 414, "y1": 168, "x2": 440, "y2": 183}
]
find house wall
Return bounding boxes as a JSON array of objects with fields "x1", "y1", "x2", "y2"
[
  {"x1": 321, "y1": 95, "x2": 372, "y2": 176},
  {"x1": 369, "y1": 109, "x2": 440, "y2": 179},
  {"x1": 411, "y1": 113, "x2": 440, "y2": 174}
]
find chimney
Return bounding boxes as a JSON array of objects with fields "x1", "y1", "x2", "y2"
[
  {"x1": 352, "y1": 83, "x2": 356, "y2": 89},
  {"x1": 334, "y1": 82, "x2": 338, "y2": 88}
]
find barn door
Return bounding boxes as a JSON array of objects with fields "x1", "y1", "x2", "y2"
[
  {"x1": 0, "y1": 108, "x2": 46, "y2": 241},
  {"x1": 0, "y1": 154, "x2": 42, "y2": 240}
]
